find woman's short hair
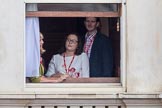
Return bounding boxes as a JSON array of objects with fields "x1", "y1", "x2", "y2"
[{"x1": 58, "y1": 33, "x2": 83, "y2": 55}]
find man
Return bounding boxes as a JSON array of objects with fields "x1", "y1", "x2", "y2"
[{"x1": 83, "y1": 17, "x2": 113, "y2": 77}]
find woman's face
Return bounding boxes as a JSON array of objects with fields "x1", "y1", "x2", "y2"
[
  {"x1": 65, "y1": 34, "x2": 78, "y2": 52},
  {"x1": 40, "y1": 34, "x2": 44, "y2": 48}
]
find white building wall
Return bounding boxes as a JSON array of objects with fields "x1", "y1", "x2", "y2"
[
  {"x1": 127, "y1": 0, "x2": 162, "y2": 93},
  {"x1": 1, "y1": 0, "x2": 162, "y2": 107},
  {"x1": 0, "y1": 0, "x2": 24, "y2": 91}
]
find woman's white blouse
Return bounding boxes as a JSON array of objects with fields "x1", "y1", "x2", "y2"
[{"x1": 45, "y1": 53, "x2": 89, "y2": 78}]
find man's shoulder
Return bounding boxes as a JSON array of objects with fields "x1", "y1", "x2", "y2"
[{"x1": 96, "y1": 32, "x2": 110, "y2": 41}]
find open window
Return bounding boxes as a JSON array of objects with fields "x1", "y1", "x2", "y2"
[{"x1": 25, "y1": 2, "x2": 124, "y2": 83}]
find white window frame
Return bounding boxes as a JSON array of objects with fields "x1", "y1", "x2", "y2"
[{"x1": 24, "y1": 0, "x2": 127, "y2": 94}]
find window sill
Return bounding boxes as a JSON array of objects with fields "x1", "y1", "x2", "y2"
[{"x1": 25, "y1": 77, "x2": 124, "y2": 95}]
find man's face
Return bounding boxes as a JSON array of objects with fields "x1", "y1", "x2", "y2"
[{"x1": 84, "y1": 17, "x2": 99, "y2": 32}]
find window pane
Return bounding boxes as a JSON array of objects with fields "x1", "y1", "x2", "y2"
[
  {"x1": 26, "y1": 3, "x2": 120, "y2": 17},
  {"x1": 36, "y1": 3, "x2": 118, "y2": 12}
]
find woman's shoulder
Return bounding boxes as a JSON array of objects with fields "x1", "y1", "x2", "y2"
[
  {"x1": 51, "y1": 53, "x2": 62, "y2": 57},
  {"x1": 51, "y1": 54, "x2": 62, "y2": 59},
  {"x1": 81, "y1": 52, "x2": 87, "y2": 55},
  {"x1": 78, "y1": 52, "x2": 88, "y2": 58}
]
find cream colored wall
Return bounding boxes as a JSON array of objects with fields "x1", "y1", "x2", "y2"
[
  {"x1": 127, "y1": 0, "x2": 162, "y2": 93},
  {"x1": 0, "y1": 0, "x2": 162, "y2": 95},
  {"x1": 0, "y1": 0, "x2": 24, "y2": 91}
]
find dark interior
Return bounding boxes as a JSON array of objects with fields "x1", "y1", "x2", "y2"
[{"x1": 40, "y1": 17, "x2": 120, "y2": 77}]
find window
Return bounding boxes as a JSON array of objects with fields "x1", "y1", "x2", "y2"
[{"x1": 25, "y1": 1, "x2": 126, "y2": 86}]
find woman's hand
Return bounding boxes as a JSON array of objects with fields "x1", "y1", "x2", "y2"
[
  {"x1": 60, "y1": 73, "x2": 70, "y2": 80},
  {"x1": 39, "y1": 75, "x2": 65, "y2": 83}
]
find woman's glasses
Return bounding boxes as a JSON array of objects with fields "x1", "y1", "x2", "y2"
[{"x1": 66, "y1": 39, "x2": 78, "y2": 44}]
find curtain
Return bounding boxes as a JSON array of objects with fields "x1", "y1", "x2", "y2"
[{"x1": 25, "y1": 4, "x2": 40, "y2": 77}]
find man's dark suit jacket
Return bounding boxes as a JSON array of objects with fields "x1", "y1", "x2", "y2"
[{"x1": 83, "y1": 32, "x2": 113, "y2": 77}]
